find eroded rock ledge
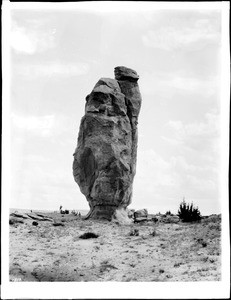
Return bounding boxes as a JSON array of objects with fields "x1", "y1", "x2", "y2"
[{"x1": 73, "y1": 66, "x2": 142, "y2": 220}]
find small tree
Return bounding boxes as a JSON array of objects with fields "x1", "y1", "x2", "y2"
[{"x1": 178, "y1": 199, "x2": 201, "y2": 222}]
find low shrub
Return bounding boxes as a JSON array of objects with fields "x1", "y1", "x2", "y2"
[
  {"x1": 178, "y1": 199, "x2": 201, "y2": 222},
  {"x1": 79, "y1": 232, "x2": 99, "y2": 239},
  {"x1": 201, "y1": 241, "x2": 207, "y2": 247}
]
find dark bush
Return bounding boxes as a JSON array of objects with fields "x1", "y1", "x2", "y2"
[
  {"x1": 178, "y1": 199, "x2": 201, "y2": 222},
  {"x1": 79, "y1": 232, "x2": 99, "y2": 239},
  {"x1": 202, "y1": 241, "x2": 207, "y2": 247}
]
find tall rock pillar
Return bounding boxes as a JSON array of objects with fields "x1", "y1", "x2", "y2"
[{"x1": 73, "y1": 66, "x2": 142, "y2": 220}]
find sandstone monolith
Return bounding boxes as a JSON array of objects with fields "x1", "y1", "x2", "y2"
[{"x1": 73, "y1": 66, "x2": 142, "y2": 220}]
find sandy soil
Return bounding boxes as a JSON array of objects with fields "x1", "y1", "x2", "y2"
[{"x1": 9, "y1": 211, "x2": 221, "y2": 282}]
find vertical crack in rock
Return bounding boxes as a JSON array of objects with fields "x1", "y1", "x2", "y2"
[
  {"x1": 114, "y1": 66, "x2": 142, "y2": 176},
  {"x1": 73, "y1": 67, "x2": 142, "y2": 220}
]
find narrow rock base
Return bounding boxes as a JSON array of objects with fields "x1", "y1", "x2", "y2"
[{"x1": 84, "y1": 205, "x2": 118, "y2": 221}]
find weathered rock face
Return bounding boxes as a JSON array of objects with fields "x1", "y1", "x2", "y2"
[{"x1": 73, "y1": 66, "x2": 142, "y2": 220}]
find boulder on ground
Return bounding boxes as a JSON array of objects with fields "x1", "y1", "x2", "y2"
[
  {"x1": 10, "y1": 212, "x2": 29, "y2": 219},
  {"x1": 27, "y1": 213, "x2": 53, "y2": 222},
  {"x1": 134, "y1": 217, "x2": 148, "y2": 223},
  {"x1": 35, "y1": 213, "x2": 53, "y2": 221},
  {"x1": 134, "y1": 209, "x2": 148, "y2": 219},
  {"x1": 112, "y1": 208, "x2": 133, "y2": 225}
]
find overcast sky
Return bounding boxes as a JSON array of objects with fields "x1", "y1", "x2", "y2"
[{"x1": 7, "y1": 2, "x2": 225, "y2": 215}]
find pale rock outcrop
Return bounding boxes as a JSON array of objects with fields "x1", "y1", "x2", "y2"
[{"x1": 73, "y1": 67, "x2": 142, "y2": 220}]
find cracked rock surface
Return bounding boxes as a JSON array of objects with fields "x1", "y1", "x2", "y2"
[{"x1": 73, "y1": 66, "x2": 142, "y2": 220}]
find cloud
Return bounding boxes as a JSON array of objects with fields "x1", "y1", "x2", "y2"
[
  {"x1": 133, "y1": 147, "x2": 219, "y2": 213},
  {"x1": 14, "y1": 62, "x2": 90, "y2": 78},
  {"x1": 11, "y1": 113, "x2": 55, "y2": 137},
  {"x1": 142, "y1": 18, "x2": 220, "y2": 51},
  {"x1": 135, "y1": 149, "x2": 181, "y2": 196},
  {"x1": 162, "y1": 112, "x2": 220, "y2": 160},
  {"x1": 136, "y1": 149, "x2": 217, "y2": 192},
  {"x1": 10, "y1": 145, "x2": 87, "y2": 211},
  {"x1": 135, "y1": 112, "x2": 220, "y2": 212},
  {"x1": 10, "y1": 21, "x2": 56, "y2": 54},
  {"x1": 140, "y1": 71, "x2": 219, "y2": 98},
  {"x1": 170, "y1": 155, "x2": 217, "y2": 174},
  {"x1": 167, "y1": 112, "x2": 219, "y2": 139},
  {"x1": 161, "y1": 136, "x2": 183, "y2": 146}
]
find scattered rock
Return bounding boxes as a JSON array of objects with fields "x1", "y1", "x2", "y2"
[
  {"x1": 161, "y1": 215, "x2": 180, "y2": 223},
  {"x1": 100, "y1": 262, "x2": 118, "y2": 273},
  {"x1": 150, "y1": 216, "x2": 159, "y2": 223},
  {"x1": 35, "y1": 213, "x2": 47, "y2": 218},
  {"x1": 32, "y1": 221, "x2": 38, "y2": 226},
  {"x1": 134, "y1": 217, "x2": 147, "y2": 223},
  {"x1": 53, "y1": 223, "x2": 65, "y2": 227},
  {"x1": 134, "y1": 209, "x2": 148, "y2": 222},
  {"x1": 134, "y1": 209, "x2": 148, "y2": 219},
  {"x1": 129, "y1": 229, "x2": 139, "y2": 236},
  {"x1": 34, "y1": 213, "x2": 53, "y2": 221},
  {"x1": 127, "y1": 209, "x2": 135, "y2": 218},
  {"x1": 26, "y1": 213, "x2": 53, "y2": 222},
  {"x1": 112, "y1": 208, "x2": 133, "y2": 225},
  {"x1": 26, "y1": 213, "x2": 45, "y2": 221},
  {"x1": 9, "y1": 218, "x2": 24, "y2": 225},
  {"x1": 73, "y1": 66, "x2": 142, "y2": 220},
  {"x1": 150, "y1": 230, "x2": 157, "y2": 237}
]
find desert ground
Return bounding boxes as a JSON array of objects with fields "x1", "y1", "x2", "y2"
[{"x1": 9, "y1": 210, "x2": 221, "y2": 282}]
